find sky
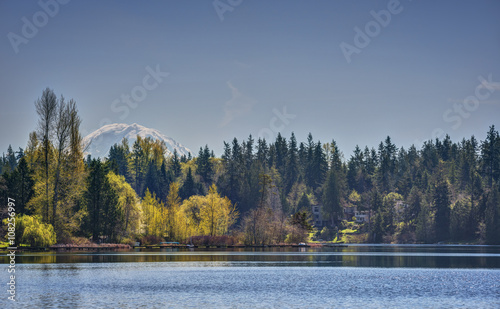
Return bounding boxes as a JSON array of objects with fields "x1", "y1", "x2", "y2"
[{"x1": 1, "y1": 0, "x2": 499, "y2": 158}]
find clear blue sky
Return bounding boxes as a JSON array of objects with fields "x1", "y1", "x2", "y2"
[{"x1": 1, "y1": 0, "x2": 499, "y2": 158}]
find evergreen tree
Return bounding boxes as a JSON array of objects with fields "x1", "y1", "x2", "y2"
[
  {"x1": 144, "y1": 161, "x2": 161, "y2": 198},
  {"x1": 433, "y1": 178, "x2": 451, "y2": 241},
  {"x1": 285, "y1": 133, "x2": 299, "y2": 194},
  {"x1": 5, "y1": 157, "x2": 34, "y2": 215},
  {"x1": 130, "y1": 138, "x2": 146, "y2": 196},
  {"x1": 297, "y1": 193, "x2": 311, "y2": 211},
  {"x1": 274, "y1": 133, "x2": 287, "y2": 178},
  {"x1": 481, "y1": 125, "x2": 500, "y2": 187},
  {"x1": 484, "y1": 185, "x2": 500, "y2": 244},
  {"x1": 6, "y1": 145, "x2": 17, "y2": 171},
  {"x1": 108, "y1": 138, "x2": 131, "y2": 180},
  {"x1": 180, "y1": 167, "x2": 196, "y2": 200},
  {"x1": 322, "y1": 169, "x2": 342, "y2": 225},
  {"x1": 196, "y1": 145, "x2": 213, "y2": 183},
  {"x1": 256, "y1": 138, "x2": 269, "y2": 168},
  {"x1": 312, "y1": 141, "x2": 327, "y2": 189},
  {"x1": 171, "y1": 149, "x2": 182, "y2": 178},
  {"x1": 416, "y1": 202, "x2": 434, "y2": 243},
  {"x1": 371, "y1": 210, "x2": 384, "y2": 243},
  {"x1": 84, "y1": 159, "x2": 119, "y2": 242}
]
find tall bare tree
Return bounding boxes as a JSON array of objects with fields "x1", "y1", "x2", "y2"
[
  {"x1": 35, "y1": 88, "x2": 57, "y2": 223},
  {"x1": 52, "y1": 96, "x2": 71, "y2": 225}
]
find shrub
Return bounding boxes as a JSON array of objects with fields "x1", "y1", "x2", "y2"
[{"x1": 3, "y1": 215, "x2": 56, "y2": 247}]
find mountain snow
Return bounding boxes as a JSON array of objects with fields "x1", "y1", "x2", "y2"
[{"x1": 82, "y1": 123, "x2": 191, "y2": 159}]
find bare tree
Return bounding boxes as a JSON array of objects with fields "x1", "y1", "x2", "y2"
[
  {"x1": 52, "y1": 96, "x2": 71, "y2": 225},
  {"x1": 35, "y1": 88, "x2": 57, "y2": 222}
]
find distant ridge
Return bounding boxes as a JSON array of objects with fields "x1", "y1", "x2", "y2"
[{"x1": 82, "y1": 123, "x2": 191, "y2": 159}]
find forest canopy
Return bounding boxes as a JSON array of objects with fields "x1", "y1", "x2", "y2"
[{"x1": 1, "y1": 88, "x2": 500, "y2": 245}]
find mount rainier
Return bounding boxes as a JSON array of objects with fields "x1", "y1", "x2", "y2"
[{"x1": 82, "y1": 123, "x2": 192, "y2": 159}]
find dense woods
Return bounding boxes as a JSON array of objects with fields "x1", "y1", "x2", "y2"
[{"x1": 1, "y1": 88, "x2": 500, "y2": 246}]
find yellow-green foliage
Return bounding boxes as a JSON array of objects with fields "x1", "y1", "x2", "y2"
[
  {"x1": 107, "y1": 172, "x2": 141, "y2": 236},
  {"x1": 141, "y1": 189, "x2": 165, "y2": 237},
  {"x1": 140, "y1": 184, "x2": 238, "y2": 242},
  {"x1": 179, "y1": 184, "x2": 239, "y2": 239},
  {"x1": 199, "y1": 184, "x2": 238, "y2": 236},
  {"x1": 3, "y1": 215, "x2": 56, "y2": 247},
  {"x1": 165, "y1": 182, "x2": 182, "y2": 241}
]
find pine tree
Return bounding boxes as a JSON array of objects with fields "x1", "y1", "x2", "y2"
[
  {"x1": 323, "y1": 169, "x2": 341, "y2": 225},
  {"x1": 196, "y1": 145, "x2": 213, "y2": 184},
  {"x1": 5, "y1": 157, "x2": 34, "y2": 215},
  {"x1": 481, "y1": 126, "x2": 500, "y2": 187},
  {"x1": 171, "y1": 149, "x2": 181, "y2": 178},
  {"x1": 484, "y1": 185, "x2": 500, "y2": 244},
  {"x1": 285, "y1": 133, "x2": 299, "y2": 194},
  {"x1": 275, "y1": 133, "x2": 287, "y2": 178},
  {"x1": 108, "y1": 138, "x2": 131, "y2": 180},
  {"x1": 84, "y1": 159, "x2": 119, "y2": 242},
  {"x1": 180, "y1": 167, "x2": 196, "y2": 200},
  {"x1": 433, "y1": 178, "x2": 451, "y2": 241},
  {"x1": 415, "y1": 202, "x2": 433, "y2": 243},
  {"x1": 6, "y1": 145, "x2": 17, "y2": 171},
  {"x1": 297, "y1": 193, "x2": 310, "y2": 211}
]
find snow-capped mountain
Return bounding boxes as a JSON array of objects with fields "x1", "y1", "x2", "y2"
[{"x1": 82, "y1": 123, "x2": 191, "y2": 158}]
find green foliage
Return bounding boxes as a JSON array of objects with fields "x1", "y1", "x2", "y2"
[
  {"x1": 6, "y1": 94, "x2": 500, "y2": 245},
  {"x1": 433, "y1": 179, "x2": 451, "y2": 241},
  {"x1": 3, "y1": 215, "x2": 56, "y2": 247},
  {"x1": 450, "y1": 198, "x2": 472, "y2": 241},
  {"x1": 84, "y1": 159, "x2": 120, "y2": 242},
  {"x1": 484, "y1": 186, "x2": 500, "y2": 244},
  {"x1": 290, "y1": 211, "x2": 313, "y2": 232},
  {"x1": 322, "y1": 169, "x2": 342, "y2": 224},
  {"x1": 107, "y1": 172, "x2": 141, "y2": 238}
]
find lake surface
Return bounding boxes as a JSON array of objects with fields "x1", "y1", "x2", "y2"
[{"x1": 2, "y1": 245, "x2": 500, "y2": 308}]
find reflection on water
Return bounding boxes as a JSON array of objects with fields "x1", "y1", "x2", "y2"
[
  {"x1": 2, "y1": 245, "x2": 500, "y2": 268},
  {"x1": 1, "y1": 245, "x2": 500, "y2": 308},
  {"x1": 5, "y1": 263, "x2": 500, "y2": 308}
]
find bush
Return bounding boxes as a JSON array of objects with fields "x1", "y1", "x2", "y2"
[
  {"x1": 120, "y1": 237, "x2": 137, "y2": 246},
  {"x1": 320, "y1": 227, "x2": 333, "y2": 241},
  {"x1": 285, "y1": 225, "x2": 309, "y2": 244},
  {"x1": 3, "y1": 215, "x2": 56, "y2": 247}
]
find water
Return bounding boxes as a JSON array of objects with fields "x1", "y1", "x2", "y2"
[{"x1": 2, "y1": 245, "x2": 500, "y2": 308}]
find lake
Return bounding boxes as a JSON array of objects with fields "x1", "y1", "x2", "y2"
[{"x1": 2, "y1": 245, "x2": 500, "y2": 308}]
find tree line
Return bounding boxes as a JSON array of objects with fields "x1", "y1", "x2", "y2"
[{"x1": 1, "y1": 88, "x2": 500, "y2": 246}]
